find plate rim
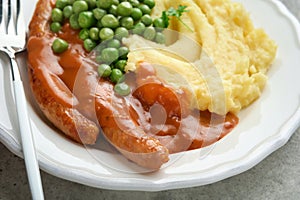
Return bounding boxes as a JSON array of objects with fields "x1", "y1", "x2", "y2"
[{"x1": 1, "y1": 0, "x2": 300, "y2": 191}]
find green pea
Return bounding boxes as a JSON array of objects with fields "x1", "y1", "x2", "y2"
[
  {"x1": 107, "y1": 39, "x2": 121, "y2": 48},
  {"x1": 89, "y1": 27, "x2": 100, "y2": 40},
  {"x1": 128, "y1": 0, "x2": 140, "y2": 7},
  {"x1": 95, "y1": 55, "x2": 104, "y2": 63},
  {"x1": 131, "y1": 8, "x2": 143, "y2": 20},
  {"x1": 118, "y1": 46, "x2": 129, "y2": 59},
  {"x1": 56, "y1": 0, "x2": 69, "y2": 9},
  {"x1": 120, "y1": 17, "x2": 134, "y2": 29},
  {"x1": 114, "y1": 82, "x2": 131, "y2": 96},
  {"x1": 143, "y1": 26, "x2": 156, "y2": 40},
  {"x1": 51, "y1": 8, "x2": 64, "y2": 23},
  {"x1": 86, "y1": 0, "x2": 97, "y2": 9},
  {"x1": 83, "y1": 38, "x2": 97, "y2": 52},
  {"x1": 50, "y1": 22, "x2": 61, "y2": 33},
  {"x1": 69, "y1": 14, "x2": 80, "y2": 29},
  {"x1": 114, "y1": 27, "x2": 129, "y2": 40},
  {"x1": 117, "y1": 2, "x2": 133, "y2": 17},
  {"x1": 96, "y1": 0, "x2": 113, "y2": 9},
  {"x1": 112, "y1": 0, "x2": 119, "y2": 5},
  {"x1": 63, "y1": 5, "x2": 73, "y2": 18},
  {"x1": 153, "y1": 18, "x2": 165, "y2": 29},
  {"x1": 78, "y1": 11, "x2": 96, "y2": 28},
  {"x1": 101, "y1": 14, "x2": 119, "y2": 29},
  {"x1": 93, "y1": 8, "x2": 107, "y2": 20},
  {"x1": 110, "y1": 68, "x2": 124, "y2": 83},
  {"x1": 141, "y1": 14, "x2": 152, "y2": 26},
  {"x1": 98, "y1": 64, "x2": 112, "y2": 77},
  {"x1": 114, "y1": 59, "x2": 127, "y2": 71},
  {"x1": 155, "y1": 32, "x2": 166, "y2": 44},
  {"x1": 101, "y1": 47, "x2": 119, "y2": 64},
  {"x1": 132, "y1": 22, "x2": 145, "y2": 35},
  {"x1": 95, "y1": 44, "x2": 107, "y2": 54},
  {"x1": 79, "y1": 28, "x2": 90, "y2": 40},
  {"x1": 68, "y1": 0, "x2": 76, "y2": 4},
  {"x1": 138, "y1": 4, "x2": 151, "y2": 14},
  {"x1": 108, "y1": 4, "x2": 118, "y2": 16},
  {"x1": 72, "y1": 0, "x2": 89, "y2": 14},
  {"x1": 99, "y1": 27, "x2": 114, "y2": 41},
  {"x1": 52, "y1": 38, "x2": 69, "y2": 53},
  {"x1": 143, "y1": 0, "x2": 155, "y2": 9}
]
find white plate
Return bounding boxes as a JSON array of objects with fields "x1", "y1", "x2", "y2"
[{"x1": 1, "y1": 0, "x2": 300, "y2": 191}]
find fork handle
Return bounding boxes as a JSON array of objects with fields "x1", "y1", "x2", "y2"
[{"x1": 12, "y1": 61, "x2": 45, "y2": 199}]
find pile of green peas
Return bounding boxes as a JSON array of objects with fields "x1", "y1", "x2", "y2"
[{"x1": 50, "y1": 0, "x2": 165, "y2": 96}]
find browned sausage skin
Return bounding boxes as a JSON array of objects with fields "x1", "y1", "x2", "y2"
[
  {"x1": 27, "y1": 0, "x2": 170, "y2": 169},
  {"x1": 28, "y1": 0, "x2": 238, "y2": 169},
  {"x1": 27, "y1": 0, "x2": 99, "y2": 145}
]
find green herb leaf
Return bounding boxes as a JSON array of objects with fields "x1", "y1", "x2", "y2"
[
  {"x1": 166, "y1": 7, "x2": 177, "y2": 17},
  {"x1": 161, "y1": 11, "x2": 169, "y2": 28},
  {"x1": 176, "y1": 5, "x2": 188, "y2": 17},
  {"x1": 159, "y1": 5, "x2": 193, "y2": 32}
]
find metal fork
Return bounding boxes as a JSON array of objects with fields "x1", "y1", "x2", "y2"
[{"x1": 0, "y1": 0, "x2": 44, "y2": 199}]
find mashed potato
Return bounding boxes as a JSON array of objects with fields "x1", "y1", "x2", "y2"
[{"x1": 124, "y1": 0, "x2": 277, "y2": 115}]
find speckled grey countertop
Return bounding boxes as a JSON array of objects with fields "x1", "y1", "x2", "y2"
[{"x1": 1, "y1": 0, "x2": 300, "y2": 199}]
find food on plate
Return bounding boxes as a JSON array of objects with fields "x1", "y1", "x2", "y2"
[
  {"x1": 27, "y1": 0, "x2": 276, "y2": 169},
  {"x1": 126, "y1": 0, "x2": 278, "y2": 115}
]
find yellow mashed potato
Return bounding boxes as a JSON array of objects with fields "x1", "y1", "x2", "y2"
[{"x1": 124, "y1": 0, "x2": 277, "y2": 115}]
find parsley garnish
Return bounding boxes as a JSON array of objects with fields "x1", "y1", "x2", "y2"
[{"x1": 161, "y1": 5, "x2": 193, "y2": 32}]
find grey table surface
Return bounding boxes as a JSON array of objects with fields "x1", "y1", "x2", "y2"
[{"x1": 1, "y1": 0, "x2": 300, "y2": 199}]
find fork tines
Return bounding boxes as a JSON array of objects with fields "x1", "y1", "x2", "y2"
[{"x1": 0, "y1": 0, "x2": 21, "y2": 35}]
